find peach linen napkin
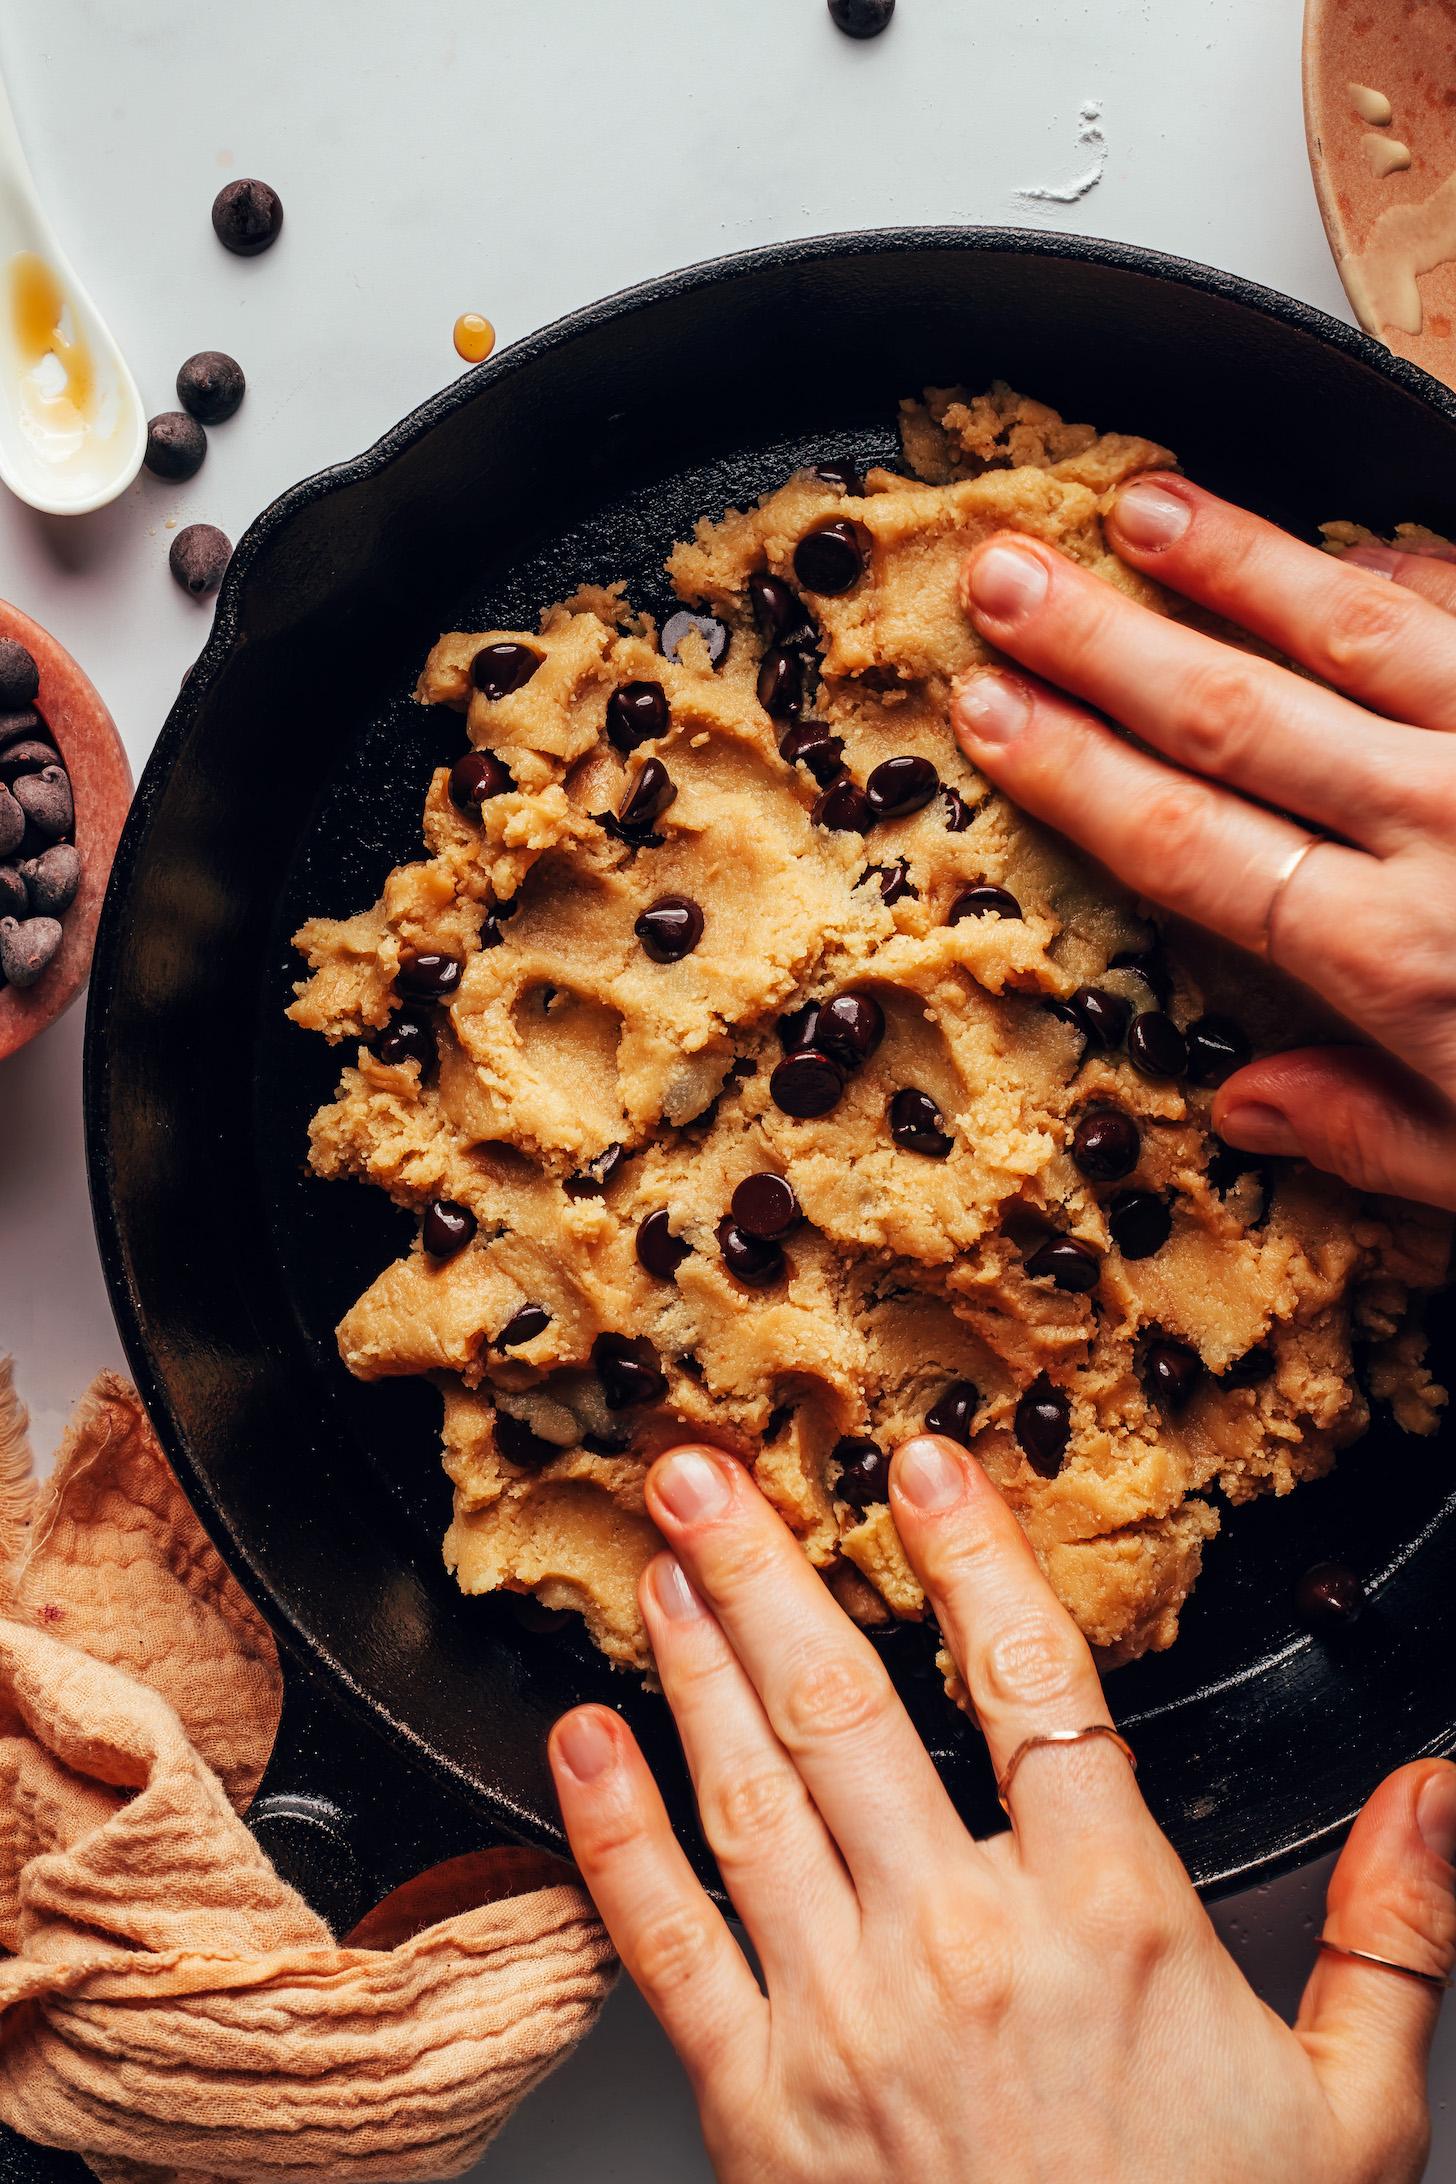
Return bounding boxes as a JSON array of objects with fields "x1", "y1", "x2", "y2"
[{"x1": 0, "y1": 1362, "x2": 615, "y2": 2183}]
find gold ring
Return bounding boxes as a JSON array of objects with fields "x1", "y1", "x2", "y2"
[
  {"x1": 1318, "y1": 1940, "x2": 1452, "y2": 1994},
  {"x1": 1259, "y1": 835, "x2": 1322, "y2": 959},
  {"x1": 996, "y1": 1724, "x2": 1137, "y2": 1815}
]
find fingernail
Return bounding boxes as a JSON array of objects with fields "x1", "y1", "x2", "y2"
[
  {"x1": 1342, "y1": 543, "x2": 1400, "y2": 580},
  {"x1": 554, "y1": 1708, "x2": 617, "y2": 1784},
  {"x1": 1112, "y1": 478, "x2": 1193, "y2": 552},
  {"x1": 953, "y1": 670, "x2": 1031, "y2": 747},
  {"x1": 895, "y1": 1435, "x2": 966, "y2": 1513},
  {"x1": 653, "y1": 1449, "x2": 731, "y2": 1525},
  {"x1": 1418, "y1": 1768, "x2": 1456, "y2": 1863},
  {"x1": 650, "y1": 1555, "x2": 704, "y2": 1622},
  {"x1": 965, "y1": 539, "x2": 1049, "y2": 621},
  {"x1": 1217, "y1": 1102, "x2": 1300, "y2": 1156}
]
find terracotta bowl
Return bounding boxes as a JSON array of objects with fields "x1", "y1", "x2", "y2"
[{"x1": 0, "y1": 599, "x2": 132, "y2": 1062}]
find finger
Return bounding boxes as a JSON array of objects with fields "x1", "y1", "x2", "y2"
[
  {"x1": 1106, "y1": 473, "x2": 1456, "y2": 733},
  {"x1": 640, "y1": 1553, "x2": 860, "y2": 1976},
  {"x1": 888, "y1": 1434, "x2": 1151, "y2": 1864},
  {"x1": 1297, "y1": 1761, "x2": 1456, "y2": 2175},
  {"x1": 1215, "y1": 1045, "x2": 1456, "y2": 1211},
  {"x1": 958, "y1": 530, "x2": 1437, "y2": 852},
  {"x1": 549, "y1": 1703, "x2": 766, "y2": 2084},
  {"x1": 644, "y1": 1447, "x2": 972, "y2": 1892},
  {"x1": 1344, "y1": 542, "x2": 1456, "y2": 620}
]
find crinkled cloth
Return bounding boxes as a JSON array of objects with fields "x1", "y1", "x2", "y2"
[{"x1": 0, "y1": 1363, "x2": 614, "y2": 2182}]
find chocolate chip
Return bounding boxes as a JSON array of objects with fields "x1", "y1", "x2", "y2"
[
  {"x1": 815, "y1": 991, "x2": 885, "y2": 1072},
  {"x1": 606, "y1": 679, "x2": 669, "y2": 752},
  {"x1": 1110, "y1": 944, "x2": 1173, "y2": 1011},
  {"x1": 949, "y1": 884, "x2": 1021, "y2": 923},
  {"x1": 814, "y1": 460, "x2": 863, "y2": 493},
  {"x1": 0, "y1": 709, "x2": 41, "y2": 752},
  {"x1": 13, "y1": 767, "x2": 72, "y2": 840},
  {"x1": 828, "y1": 0, "x2": 895, "y2": 36},
  {"x1": 564, "y1": 1143, "x2": 626, "y2": 1199},
  {"x1": 0, "y1": 788, "x2": 22, "y2": 859},
  {"x1": 1224, "y1": 1345, "x2": 1276, "y2": 1388},
  {"x1": 593, "y1": 1332, "x2": 667, "y2": 1409},
  {"x1": 449, "y1": 750, "x2": 514, "y2": 811},
  {"x1": 1109, "y1": 1190, "x2": 1172, "y2": 1259},
  {"x1": 169, "y1": 524, "x2": 232, "y2": 598},
  {"x1": 859, "y1": 858, "x2": 917, "y2": 905},
  {"x1": 1126, "y1": 1011, "x2": 1188, "y2": 1081},
  {"x1": 1071, "y1": 1106, "x2": 1140, "y2": 1183},
  {"x1": 1068, "y1": 985, "x2": 1132, "y2": 1050},
  {"x1": 811, "y1": 777, "x2": 872, "y2": 832},
  {"x1": 422, "y1": 1198, "x2": 476, "y2": 1259},
  {"x1": 1025, "y1": 1235, "x2": 1101, "y2": 1293},
  {"x1": 834, "y1": 1435, "x2": 890, "y2": 1508},
  {"x1": 731, "y1": 1172, "x2": 801, "y2": 1240},
  {"x1": 144, "y1": 411, "x2": 207, "y2": 481},
  {"x1": 211, "y1": 176, "x2": 284, "y2": 254},
  {"x1": 1207, "y1": 1142, "x2": 1274, "y2": 1219},
  {"x1": 1144, "y1": 1337, "x2": 1202, "y2": 1409},
  {"x1": 582, "y1": 1429, "x2": 632, "y2": 1456},
  {"x1": 176, "y1": 350, "x2": 246, "y2": 424},
  {"x1": 374, "y1": 1010, "x2": 433, "y2": 1067},
  {"x1": 1016, "y1": 1372, "x2": 1070, "y2": 1478},
  {"x1": 757, "y1": 645, "x2": 804, "y2": 720},
  {"x1": 793, "y1": 519, "x2": 870, "y2": 596},
  {"x1": 888, "y1": 1087, "x2": 953, "y2": 1157},
  {"x1": 728, "y1": 1056, "x2": 757, "y2": 1078},
  {"x1": 18, "y1": 842, "x2": 79, "y2": 917},
  {"x1": 0, "y1": 914, "x2": 61, "y2": 987},
  {"x1": 1186, "y1": 1015, "x2": 1251, "y2": 1087},
  {"x1": 716, "y1": 1216, "x2": 786, "y2": 1288},
  {"x1": 479, "y1": 913, "x2": 506, "y2": 949},
  {"x1": 1295, "y1": 1561, "x2": 1365, "y2": 1632},
  {"x1": 618, "y1": 757, "x2": 677, "y2": 830},
  {"x1": 470, "y1": 642, "x2": 542, "y2": 699},
  {"x1": 778, "y1": 1001, "x2": 821, "y2": 1052},
  {"x1": 495, "y1": 1411, "x2": 558, "y2": 1468},
  {"x1": 497, "y1": 1303, "x2": 551, "y2": 1347},
  {"x1": 925, "y1": 1379, "x2": 979, "y2": 1446},
  {"x1": 0, "y1": 866, "x2": 25, "y2": 919},
  {"x1": 770, "y1": 1048, "x2": 845, "y2": 1117},
  {"x1": 662, "y1": 610, "x2": 729, "y2": 667},
  {"x1": 750, "y1": 572, "x2": 814, "y2": 643},
  {"x1": 397, "y1": 950, "x2": 462, "y2": 1000},
  {"x1": 941, "y1": 784, "x2": 974, "y2": 832},
  {"x1": 865, "y1": 753, "x2": 938, "y2": 820},
  {"x1": 0, "y1": 740, "x2": 59, "y2": 785},
  {"x1": 0, "y1": 641, "x2": 38, "y2": 711},
  {"x1": 779, "y1": 720, "x2": 845, "y2": 786},
  {"x1": 635, "y1": 895, "x2": 703, "y2": 963},
  {"x1": 636, "y1": 1208, "x2": 690, "y2": 1279}
]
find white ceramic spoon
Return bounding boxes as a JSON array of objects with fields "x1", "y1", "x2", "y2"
[{"x1": 0, "y1": 61, "x2": 145, "y2": 515}]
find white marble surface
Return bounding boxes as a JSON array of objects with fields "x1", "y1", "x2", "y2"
[{"x1": 0, "y1": 0, "x2": 1450, "y2": 2174}]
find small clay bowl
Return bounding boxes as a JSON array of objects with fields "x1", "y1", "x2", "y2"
[{"x1": 0, "y1": 599, "x2": 131, "y2": 1061}]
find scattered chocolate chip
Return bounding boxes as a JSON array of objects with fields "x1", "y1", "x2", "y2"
[
  {"x1": 212, "y1": 176, "x2": 284, "y2": 255},
  {"x1": 169, "y1": 523, "x2": 232, "y2": 598},
  {"x1": 779, "y1": 719, "x2": 845, "y2": 786},
  {"x1": 1295, "y1": 1561, "x2": 1365, "y2": 1632},
  {"x1": 731, "y1": 1171, "x2": 801, "y2": 1240},
  {"x1": 449, "y1": 749, "x2": 514, "y2": 811},
  {"x1": 1016, "y1": 1372, "x2": 1071, "y2": 1478},
  {"x1": 1072, "y1": 1106, "x2": 1140, "y2": 1182},
  {"x1": 618, "y1": 756, "x2": 677, "y2": 831},
  {"x1": 1224, "y1": 1346, "x2": 1276, "y2": 1388},
  {"x1": 662, "y1": 610, "x2": 729, "y2": 667},
  {"x1": 0, "y1": 788, "x2": 22, "y2": 859},
  {"x1": 828, "y1": 0, "x2": 895, "y2": 36},
  {"x1": 1068, "y1": 985, "x2": 1132, "y2": 1050},
  {"x1": 925, "y1": 1379, "x2": 979, "y2": 1446},
  {"x1": 888, "y1": 1087, "x2": 953, "y2": 1157},
  {"x1": 0, "y1": 866, "x2": 25, "y2": 919},
  {"x1": 422, "y1": 1198, "x2": 476, "y2": 1259},
  {"x1": 593, "y1": 1332, "x2": 667, "y2": 1409},
  {"x1": 0, "y1": 641, "x2": 39, "y2": 711},
  {"x1": 859, "y1": 858, "x2": 917, "y2": 905},
  {"x1": 770, "y1": 1048, "x2": 845, "y2": 1118},
  {"x1": 941, "y1": 784, "x2": 974, "y2": 832},
  {"x1": 144, "y1": 410, "x2": 207, "y2": 481},
  {"x1": 397, "y1": 950, "x2": 462, "y2": 1000},
  {"x1": 814, "y1": 459, "x2": 863, "y2": 493},
  {"x1": 834, "y1": 1435, "x2": 890, "y2": 1508},
  {"x1": 1206, "y1": 1142, "x2": 1275, "y2": 1217},
  {"x1": 564, "y1": 1143, "x2": 626, "y2": 1199},
  {"x1": 176, "y1": 349, "x2": 246, "y2": 424},
  {"x1": 866, "y1": 753, "x2": 938, "y2": 821},
  {"x1": 606, "y1": 679, "x2": 669, "y2": 752},
  {"x1": 635, "y1": 894, "x2": 703, "y2": 963},
  {"x1": 1186, "y1": 1014, "x2": 1251, "y2": 1087},
  {"x1": 0, "y1": 708, "x2": 41, "y2": 752},
  {"x1": 1109, "y1": 1190, "x2": 1172, "y2": 1259},
  {"x1": 778, "y1": 1001, "x2": 821, "y2": 1052},
  {"x1": 949, "y1": 884, "x2": 1021, "y2": 923},
  {"x1": 1126, "y1": 1011, "x2": 1188, "y2": 1081},
  {"x1": 1110, "y1": 944, "x2": 1173, "y2": 1011},
  {"x1": 729, "y1": 1056, "x2": 758, "y2": 1079},
  {"x1": 480, "y1": 914, "x2": 507, "y2": 949},
  {"x1": 811, "y1": 777, "x2": 872, "y2": 831},
  {"x1": 757, "y1": 645, "x2": 804, "y2": 720},
  {"x1": 13, "y1": 767, "x2": 72, "y2": 840},
  {"x1": 793, "y1": 519, "x2": 870, "y2": 596},
  {"x1": 470, "y1": 642, "x2": 542, "y2": 699},
  {"x1": 17, "y1": 842, "x2": 79, "y2": 917},
  {"x1": 374, "y1": 1010, "x2": 433, "y2": 1067},
  {"x1": 637, "y1": 1208, "x2": 690, "y2": 1279},
  {"x1": 815, "y1": 991, "x2": 885, "y2": 1072},
  {"x1": 0, "y1": 739, "x2": 59, "y2": 785},
  {"x1": 1025, "y1": 1235, "x2": 1101, "y2": 1293},
  {"x1": 497, "y1": 1303, "x2": 551, "y2": 1347},
  {"x1": 495, "y1": 1411, "x2": 558, "y2": 1468},
  {"x1": 716, "y1": 1215, "x2": 785, "y2": 1288},
  {"x1": 0, "y1": 913, "x2": 61, "y2": 987},
  {"x1": 749, "y1": 571, "x2": 814, "y2": 644},
  {"x1": 1144, "y1": 1337, "x2": 1202, "y2": 1409}
]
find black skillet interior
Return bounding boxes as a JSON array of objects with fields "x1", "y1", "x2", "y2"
[{"x1": 86, "y1": 230, "x2": 1456, "y2": 1895}]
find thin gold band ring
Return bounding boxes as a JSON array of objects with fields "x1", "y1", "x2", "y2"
[
  {"x1": 1318, "y1": 1940, "x2": 1452, "y2": 1994},
  {"x1": 996, "y1": 1724, "x2": 1138, "y2": 1815},
  {"x1": 1260, "y1": 835, "x2": 1323, "y2": 959}
]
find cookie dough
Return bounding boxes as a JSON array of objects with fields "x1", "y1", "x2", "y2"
[{"x1": 289, "y1": 381, "x2": 1448, "y2": 1694}]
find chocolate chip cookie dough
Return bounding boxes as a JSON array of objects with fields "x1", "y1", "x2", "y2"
[{"x1": 289, "y1": 381, "x2": 1448, "y2": 1694}]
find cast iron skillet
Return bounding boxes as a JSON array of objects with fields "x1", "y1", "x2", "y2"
[{"x1": 85, "y1": 227, "x2": 1456, "y2": 1899}]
